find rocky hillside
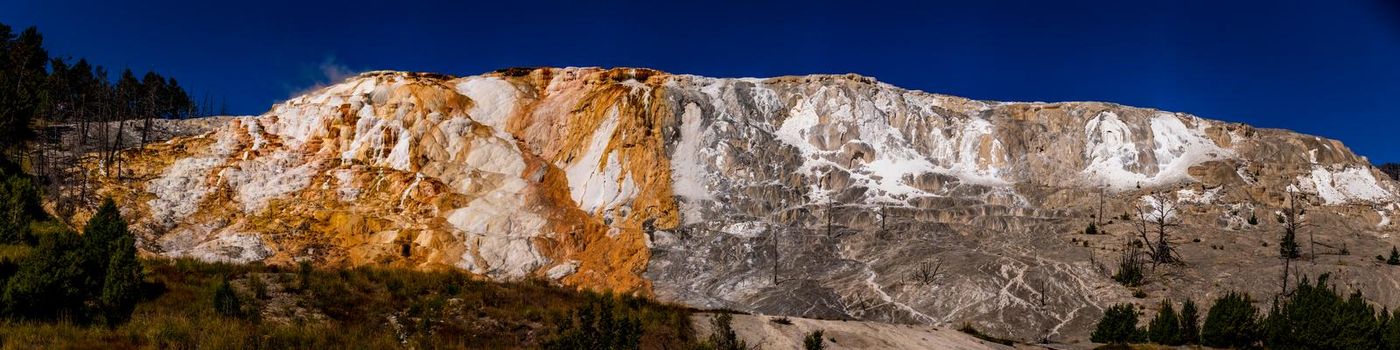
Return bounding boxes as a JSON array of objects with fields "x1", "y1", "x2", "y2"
[{"x1": 72, "y1": 67, "x2": 1400, "y2": 344}]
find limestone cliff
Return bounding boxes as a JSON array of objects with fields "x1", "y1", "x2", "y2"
[{"x1": 77, "y1": 67, "x2": 1400, "y2": 343}]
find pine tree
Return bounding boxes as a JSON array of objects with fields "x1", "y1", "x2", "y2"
[
  {"x1": 1388, "y1": 247, "x2": 1399, "y2": 265},
  {"x1": 80, "y1": 198, "x2": 129, "y2": 291},
  {"x1": 1280, "y1": 226, "x2": 1300, "y2": 259},
  {"x1": 1335, "y1": 290, "x2": 1380, "y2": 350},
  {"x1": 1179, "y1": 299, "x2": 1201, "y2": 345},
  {"x1": 0, "y1": 25, "x2": 47, "y2": 152},
  {"x1": 99, "y1": 241, "x2": 141, "y2": 326},
  {"x1": 544, "y1": 295, "x2": 643, "y2": 350},
  {"x1": 1148, "y1": 300, "x2": 1182, "y2": 345},
  {"x1": 1, "y1": 230, "x2": 86, "y2": 321},
  {"x1": 1265, "y1": 274, "x2": 1382, "y2": 349},
  {"x1": 0, "y1": 172, "x2": 38, "y2": 244},
  {"x1": 1382, "y1": 308, "x2": 1400, "y2": 350},
  {"x1": 1202, "y1": 291, "x2": 1260, "y2": 348},
  {"x1": 1084, "y1": 222, "x2": 1098, "y2": 235},
  {"x1": 1091, "y1": 303, "x2": 1141, "y2": 344}
]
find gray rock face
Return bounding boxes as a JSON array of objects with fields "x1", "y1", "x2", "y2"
[{"x1": 642, "y1": 73, "x2": 1399, "y2": 343}]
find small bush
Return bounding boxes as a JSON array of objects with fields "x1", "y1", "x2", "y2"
[
  {"x1": 803, "y1": 329, "x2": 825, "y2": 350},
  {"x1": 770, "y1": 316, "x2": 792, "y2": 325},
  {"x1": 705, "y1": 313, "x2": 748, "y2": 350}
]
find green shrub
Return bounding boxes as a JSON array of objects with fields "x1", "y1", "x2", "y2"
[
  {"x1": 1147, "y1": 300, "x2": 1182, "y2": 345},
  {"x1": 1, "y1": 229, "x2": 85, "y2": 321},
  {"x1": 1202, "y1": 291, "x2": 1260, "y2": 348},
  {"x1": 1091, "y1": 303, "x2": 1141, "y2": 344},
  {"x1": 543, "y1": 294, "x2": 643, "y2": 350},
  {"x1": 1265, "y1": 274, "x2": 1380, "y2": 349},
  {"x1": 705, "y1": 313, "x2": 748, "y2": 350},
  {"x1": 1179, "y1": 299, "x2": 1201, "y2": 344},
  {"x1": 99, "y1": 242, "x2": 142, "y2": 326},
  {"x1": 804, "y1": 329, "x2": 825, "y2": 350}
]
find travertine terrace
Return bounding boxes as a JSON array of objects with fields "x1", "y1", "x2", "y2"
[{"x1": 74, "y1": 67, "x2": 1400, "y2": 342}]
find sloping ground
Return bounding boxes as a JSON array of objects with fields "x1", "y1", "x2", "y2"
[
  {"x1": 68, "y1": 67, "x2": 1400, "y2": 343},
  {"x1": 691, "y1": 313, "x2": 1042, "y2": 350}
]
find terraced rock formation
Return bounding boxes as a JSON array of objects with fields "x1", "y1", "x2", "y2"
[{"x1": 69, "y1": 67, "x2": 1400, "y2": 343}]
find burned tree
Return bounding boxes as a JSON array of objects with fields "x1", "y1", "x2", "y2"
[
  {"x1": 1277, "y1": 190, "x2": 1306, "y2": 297},
  {"x1": 1134, "y1": 192, "x2": 1182, "y2": 267},
  {"x1": 912, "y1": 260, "x2": 943, "y2": 286}
]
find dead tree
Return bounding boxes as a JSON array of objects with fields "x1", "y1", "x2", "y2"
[
  {"x1": 912, "y1": 260, "x2": 943, "y2": 286},
  {"x1": 769, "y1": 226, "x2": 779, "y2": 286},
  {"x1": 1134, "y1": 192, "x2": 1182, "y2": 267},
  {"x1": 1278, "y1": 190, "x2": 1308, "y2": 297}
]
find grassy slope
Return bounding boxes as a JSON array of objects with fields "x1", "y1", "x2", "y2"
[{"x1": 0, "y1": 257, "x2": 697, "y2": 349}]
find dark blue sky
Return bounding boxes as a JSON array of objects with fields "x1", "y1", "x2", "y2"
[{"x1": 4, "y1": 0, "x2": 1399, "y2": 162}]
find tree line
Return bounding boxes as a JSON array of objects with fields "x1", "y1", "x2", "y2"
[
  {"x1": 1094, "y1": 274, "x2": 1400, "y2": 349},
  {"x1": 1, "y1": 21, "x2": 208, "y2": 218}
]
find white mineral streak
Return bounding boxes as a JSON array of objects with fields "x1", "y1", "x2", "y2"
[
  {"x1": 1297, "y1": 165, "x2": 1395, "y2": 204},
  {"x1": 146, "y1": 124, "x2": 240, "y2": 227},
  {"x1": 1084, "y1": 112, "x2": 1228, "y2": 191},
  {"x1": 563, "y1": 109, "x2": 639, "y2": 213}
]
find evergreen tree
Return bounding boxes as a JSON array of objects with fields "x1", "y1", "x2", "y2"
[
  {"x1": 0, "y1": 172, "x2": 38, "y2": 244},
  {"x1": 1265, "y1": 274, "x2": 1381, "y2": 349},
  {"x1": 1280, "y1": 225, "x2": 1301, "y2": 259},
  {"x1": 1, "y1": 230, "x2": 85, "y2": 321},
  {"x1": 77, "y1": 197, "x2": 142, "y2": 326},
  {"x1": 0, "y1": 25, "x2": 48, "y2": 152},
  {"x1": 544, "y1": 295, "x2": 643, "y2": 350},
  {"x1": 1335, "y1": 290, "x2": 1380, "y2": 350},
  {"x1": 99, "y1": 241, "x2": 141, "y2": 326},
  {"x1": 1202, "y1": 291, "x2": 1260, "y2": 348},
  {"x1": 1084, "y1": 222, "x2": 1098, "y2": 235},
  {"x1": 1382, "y1": 308, "x2": 1400, "y2": 350},
  {"x1": 1389, "y1": 247, "x2": 1399, "y2": 265},
  {"x1": 1091, "y1": 303, "x2": 1141, "y2": 344},
  {"x1": 80, "y1": 198, "x2": 129, "y2": 291},
  {"x1": 1148, "y1": 300, "x2": 1182, "y2": 345},
  {"x1": 1179, "y1": 299, "x2": 1201, "y2": 345}
]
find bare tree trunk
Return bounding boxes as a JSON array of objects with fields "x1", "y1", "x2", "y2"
[{"x1": 770, "y1": 227, "x2": 779, "y2": 286}]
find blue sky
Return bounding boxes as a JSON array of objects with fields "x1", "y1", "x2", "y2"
[{"x1": 3, "y1": 0, "x2": 1399, "y2": 162}]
